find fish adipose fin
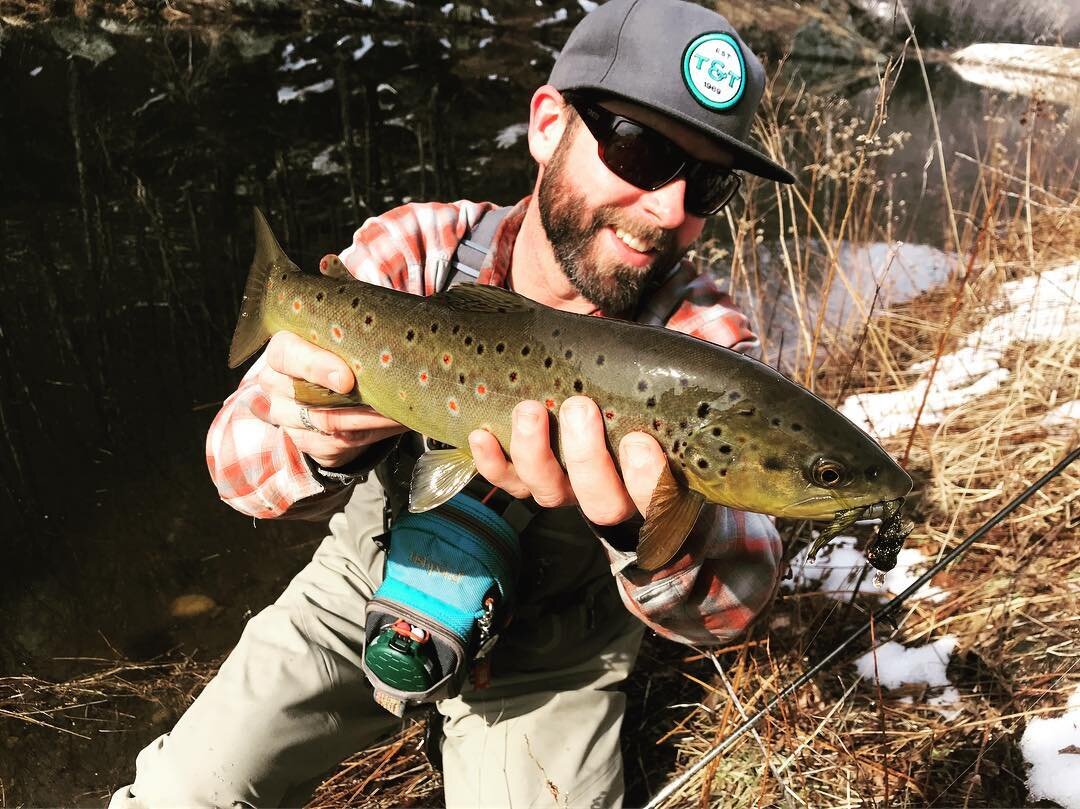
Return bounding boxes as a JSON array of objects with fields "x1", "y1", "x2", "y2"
[
  {"x1": 435, "y1": 284, "x2": 536, "y2": 313},
  {"x1": 635, "y1": 465, "x2": 705, "y2": 571},
  {"x1": 291, "y1": 380, "x2": 364, "y2": 408},
  {"x1": 229, "y1": 208, "x2": 302, "y2": 368},
  {"x1": 409, "y1": 447, "x2": 477, "y2": 512},
  {"x1": 318, "y1": 253, "x2": 352, "y2": 280}
]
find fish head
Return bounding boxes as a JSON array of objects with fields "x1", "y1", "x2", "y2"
[{"x1": 680, "y1": 392, "x2": 912, "y2": 520}]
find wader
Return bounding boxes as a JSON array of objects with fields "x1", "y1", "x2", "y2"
[{"x1": 110, "y1": 209, "x2": 644, "y2": 809}]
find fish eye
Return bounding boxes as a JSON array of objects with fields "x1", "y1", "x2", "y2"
[{"x1": 810, "y1": 458, "x2": 849, "y2": 488}]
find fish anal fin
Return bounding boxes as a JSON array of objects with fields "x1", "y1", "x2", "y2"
[
  {"x1": 410, "y1": 447, "x2": 477, "y2": 512},
  {"x1": 435, "y1": 284, "x2": 536, "y2": 313},
  {"x1": 292, "y1": 379, "x2": 364, "y2": 408},
  {"x1": 635, "y1": 465, "x2": 705, "y2": 571}
]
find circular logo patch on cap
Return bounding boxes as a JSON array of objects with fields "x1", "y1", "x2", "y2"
[{"x1": 682, "y1": 33, "x2": 746, "y2": 111}]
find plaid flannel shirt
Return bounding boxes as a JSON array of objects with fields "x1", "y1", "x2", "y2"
[{"x1": 206, "y1": 198, "x2": 782, "y2": 645}]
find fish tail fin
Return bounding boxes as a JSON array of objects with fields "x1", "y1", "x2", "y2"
[{"x1": 229, "y1": 208, "x2": 295, "y2": 368}]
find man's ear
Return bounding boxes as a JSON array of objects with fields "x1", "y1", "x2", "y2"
[{"x1": 528, "y1": 85, "x2": 570, "y2": 167}]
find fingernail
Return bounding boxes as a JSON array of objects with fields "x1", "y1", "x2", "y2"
[
  {"x1": 624, "y1": 440, "x2": 650, "y2": 470},
  {"x1": 328, "y1": 371, "x2": 343, "y2": 392},
  {"x1": 561, "y1": 401, "x2": 587, "y2": 430},
  {"x1": 514, "y1": 406, "x2": 540, "y2": 436}
]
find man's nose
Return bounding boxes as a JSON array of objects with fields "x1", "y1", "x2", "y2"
[{"x1": 640, "y1": 177, "x2": 691, "y2": 229}]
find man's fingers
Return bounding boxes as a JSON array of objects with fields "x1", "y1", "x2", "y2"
[
  {"x1": 618, "y1": 433, "x2": 666, "y2": 518},
  {"x1": 469, "y1": 429, "x2": 531, "y2": 499},
  {"x1": 559, "y1": 397, "x2": 636, "y2": 525},
  {"x1": 267, "y1": 397, "x2": 404, "y2": 437},
  {"x1": 506, "y1": 402, "x2": 574, "y2": 508},
  {"x1": 264, "y1": 331, "x2": 354, "y2": 394}
]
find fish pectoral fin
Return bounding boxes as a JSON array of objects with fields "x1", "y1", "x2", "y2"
[
  {"x1": 409, "y1": 447, "x2": 477, "y2": 512},
  {"x1": 435, "y1": 283, "x2": 536, "y2": 313},
  {"x1": 635, "y1": 466, "x2": 705, "y2": 571},
  {"x1": 291, "y1": 380, "x2": 365, "y2": 408}
]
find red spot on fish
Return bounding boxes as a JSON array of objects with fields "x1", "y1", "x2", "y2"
[
  {"x1": 379, "y1": 351, "x2": 392, "y2": 368},
  {"x1": 292, "y1": 299, "x2": 302, "y2": 313},
  {"x1": 604, "y1": 409, "x2": 616, "y2": 421},
  {"x1": 447, "y1": 398, "x2": 460, "y2": 415},
  {"x1": 363, "y1": 314, "x2": 375, "y2": 330},
  {"x1": 507, "y1": 370, "x2": 519, "y2": 385},
  {"x1": 441, "y1": 353, "x2": 453, "y2": 368},
  {"x1": 418, "y1": 370, "x2": 430, "y2": 386},
  {"x1": 475, "y1": 383, "x2": 488, "y2": 399},
  {"x1": 353, "y1": 361, "x2": 363, "y2": 376},
  {"x1": 309, "y1": 330, "x2": 319, "y2": 343},
  {"x1": 330, "y1": 324, "x2": 344, "y2": 343},
  {"x1": 277, "y1": 291, "x2": 286, "y2": 304},
  {"x1": 544, "y1": 398, "x2": 556, "y2": 410}
]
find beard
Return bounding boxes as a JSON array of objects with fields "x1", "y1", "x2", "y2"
[{"x1": 537, "y1": 131, "x2": 689, "y2": 316}]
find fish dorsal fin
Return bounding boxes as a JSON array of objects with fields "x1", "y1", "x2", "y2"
[
  {"x1": 318, "y1": 253, "x2": 352, "y2": 280},
  {"x1": 635, "y1": 465, "x2": 705, "y2": 571},
  {"x1": 292, "y1": 379, "x2": 365, "y2": 408},
  {"x1": 409, "y1": 447, "x2": 477, "y2": 512},
  {"x1": 435, "y1": 284, "x2": 536, "y2": 314}
]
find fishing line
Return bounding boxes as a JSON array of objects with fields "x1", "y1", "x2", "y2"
[{"x1": 643, "y1": 446, "x2": 1079, "y2": 809}]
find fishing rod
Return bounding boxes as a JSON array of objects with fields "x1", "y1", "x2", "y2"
[{"x1": 644, "y1": 445, "x2": 1080, "y2": 809}]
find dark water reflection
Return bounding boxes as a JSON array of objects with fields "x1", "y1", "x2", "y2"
[{"x1": 0, "y1": 17, "x2": 1076, "y2": 671}]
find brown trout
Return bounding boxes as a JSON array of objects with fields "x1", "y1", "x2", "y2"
[{"x1": 230, "y1": 210, "x2": 913, "y2": 571}]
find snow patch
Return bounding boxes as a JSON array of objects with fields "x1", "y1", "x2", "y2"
[
  {"x1": 855, "y1": 637, "x2": 961, "y2": 719},
  {"x1": 277, "y1": 79, "x2": 335, "y2": 104},
  {"x1": 1021, "y1": 684, "x2": 1080, "y2": 809},
  {"x1": 311, "y1": 146, "x2": 342, "y2": 176},
  {"x1": 842, "y1": 263, "x2": 1080, "y2": 439},
  {"x1": 352, "y1": 35, "x2": 375, "y2": 61},
  {"x1": 1041, "y1": 400, "x2": 1079, "y2": 436},
  {"x1": 495, "y1": 123, "x2": 529, "y2": 149}
]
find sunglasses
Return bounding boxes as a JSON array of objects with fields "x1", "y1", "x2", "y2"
[{"x1": 566, "y1": 96, "x2": 742, "y2": 217}]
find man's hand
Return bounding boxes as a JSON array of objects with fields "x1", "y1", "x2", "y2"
[
  {"x1": 468, "y1": 396, "x2": 666, "y2": 524},
  {"x1": 259, "y1": 331, "x2": 407, "y2": 468}
]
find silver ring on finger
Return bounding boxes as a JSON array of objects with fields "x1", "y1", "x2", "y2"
[{"x1": 298, "y1": 405, "x2": 329, "y2": 435}]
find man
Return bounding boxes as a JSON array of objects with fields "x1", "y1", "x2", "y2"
[{"x1": 112, "y1": 0, "x2": 795, "y2": 805}]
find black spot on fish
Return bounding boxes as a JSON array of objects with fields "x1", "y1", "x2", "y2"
[
  {"x1": 665, "y1": 427, "x2": 674, "y2": 437},
  {"x1": 544, "y1": 357, "x2": 553, "y2": 368},
  {"x1": 552, "y1": 329, "x2": 561, "y2": 337},
  {"x1": 497, "y1": 307, "x2": 507, "y2": 313},
  {"x1": 564, "y1": 349, "x2": 573, "y2": 360},
  {"x1": 711, "y1": 427, "x2": 722, "y2": 437},
  {"x1": 352, "y1": 298, "x2": 360, "y2": 308},
  {"x1": 337, "y1": 286, "x2": 346, "y2": 293},
  {"x1": 280, "y1": 273, "x2": 288, "y2": 281},
  {"x1": 697, "y1": 403, "x2": 711, "y2": 418},
  {"x1": 452, "y1": 325, "x2": 460, "y2": 335},
  {"x1": 652, "y1": 419, "x2": 662, "y2": 431},
  {"x1": 596, "y1": 355, "x2": 605, "y2": 366},
  {"x1": 729, "y1": 391, "x2": 741, "y2": 401},
  {"x1": 679, "y1": 420, "x2": 688, "y2": 430},
  {"x1": 406, "y1": 329, "x2": 415, "y2": 342},
  {"x1": 719, "y1": 469, "x2": 728, "y2": 477},
  {"x1": 431, "y1": 323, "x2": 439, "y2": 333},
  {"x1": 364, "y1": 314, "x2": 373, "y2": 325},
  {"x1": 496, "y1": 342, "x2": 505, "y2": 354},
  {"x1": 720, "y1": 445, "x2": 732, "y2": 454},
  {"x1": 554, "y1": 378, "x2": 562, "y2": 389},
  {"x1": 638, "y1": 381, "x2": 648, "y2": 392},
  {"x1": 477, "y1": 344, "x2": 485, "y2": 355},
  {"x1": 771, "y1": 417, "x2": 782, "y2": 427},
  {"x1": 763, "y1": 457, "x2": 784, "y2": 471},
  {"x1": 791, "y1": 423, "x2": 803, "y2": 432},
  {"x1": 316, "y1": 292, "x2": 324, "y2": 302},
  {"x1": 464, "y1": 336, "x2": 473, "y2": 346},
  {"x1": 521, "y1": 346, "x2": 531, "y2": 357},
  {"x1": 458, "y1": 373, "x2": 465, "y2": 384},
  {"x1": 673, "y1": 440, "x2": 681, "y2": 452},
  {"x1": 697, "y1": 458, "x2": 709, "y2": 469},
  {"x1": 646, "y1": 397, "x2": 656, "y2": 408},
  {"x1": 679, "y1": 378, "x2": 689, "y2": 388},
  {"x1": 508, "y1": 371, "x2": 518, "y2": 383},
  {"x1": 573, "y1": 380, "x2": 583, "y2": 393}
]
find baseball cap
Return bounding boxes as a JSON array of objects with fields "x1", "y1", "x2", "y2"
[{"x1": 549, "y1": 0, "x2": 795, "y2": 184}]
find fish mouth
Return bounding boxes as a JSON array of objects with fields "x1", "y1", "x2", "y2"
[{"x1": 804, "y1": 497, "x2": 912, "y2": 573}]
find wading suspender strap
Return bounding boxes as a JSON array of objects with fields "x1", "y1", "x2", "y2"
[{"x1": 445, "y1": 206, "x2": 513, "y2": 289}]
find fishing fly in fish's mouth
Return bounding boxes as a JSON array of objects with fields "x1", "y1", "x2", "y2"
[{"x1": 805, "y1": 497, "x2": 911, "y2": 573}]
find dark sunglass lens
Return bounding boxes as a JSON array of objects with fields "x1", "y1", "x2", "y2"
[
  {"x1": 602, "y1": 120, "x2": 683, "y2": 190},
  {"x1": 684, "y1": 165, "x2": 741, "y2": 216}
]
